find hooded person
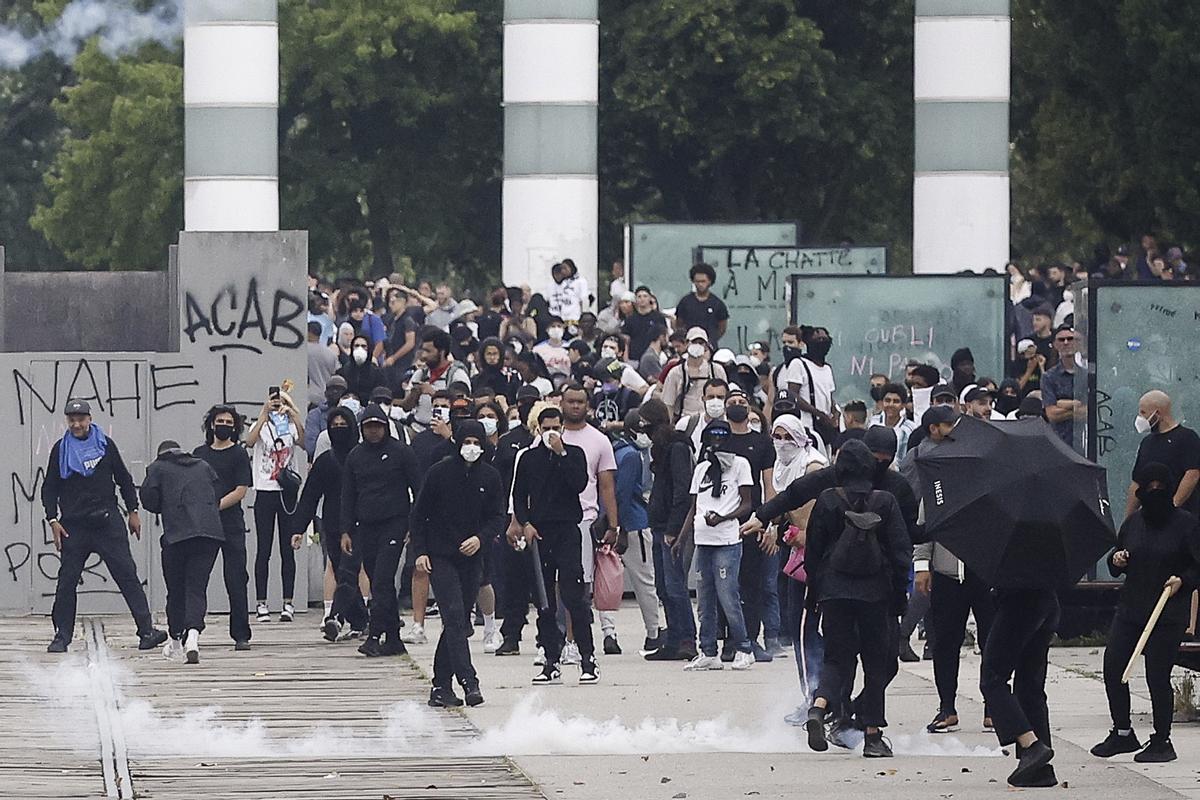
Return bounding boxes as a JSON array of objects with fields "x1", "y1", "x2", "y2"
[
  {"x1": 1091, "y1": 462, "x2": 1200, "y2": 764},
  {"x1": 140, "y1": 440, "x2": 226, "y2": 664},
  {"x1": 772, "y1": 415, "x2": 829, "y2": 491},
  {"x1": 305, "y1": 375, "x2": 349, "y2": 458},
  {"x1": 800, "y1": 440, "x2": 912, "y2": 759},
  {"x1": 339, "y1": 403, "x2": 423, "y2": 657},
  {"x1": 411, "y1": 420, "x2": 507, "y2": 708},
  {"x1": 950, "y1": 348, "x2": 977, "y2": 394},
  {"x1": 292, "y1": 406, "x2": 368, "y2": 640}
]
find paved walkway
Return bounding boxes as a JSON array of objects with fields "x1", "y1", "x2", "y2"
[{"x1": 3, "y1": 605, "x2": 1197, "y2": 799}]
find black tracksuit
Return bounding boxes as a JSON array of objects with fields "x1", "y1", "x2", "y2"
[
  {"x1": 496, "y1": 426, "x2": 536, "y2": 642},
  {"x1": 411, "y1": 454, "x2": 507, "y2": 690},
  {"x1": 648, "y1": 434, "x2": 698, "y2": 650},
  {"x1": 340, "y1": 435, "x2": 422, "y2": 640},
  {"x1": 510, "y1": 441, "x2": 594, "y2": 665},
  {"x1": 1103, "y1": 509, "x2": 1200, "y2": 738},
  {"x1": 42, "y1": 437, "x2": 153, "y2": 641}
]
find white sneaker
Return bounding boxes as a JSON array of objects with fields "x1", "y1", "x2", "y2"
[
  {"x1": 184, "y1": 629, "x2": 200, "y2": 664},
  {"x1": 483, "y1": 629, "x2": 503, "y2": 654},
  {"x1": 533, "y1": 646, "x2": 546, "y2": 666},
  {"x1": 684, "y1": 653, "x2": 724, "y2": 671},
  {"x1": 400, "y1": 623, "x2": 427, "y2": 644},
  {"x1": 280, "y1": 603, "x2": 295, "y2": 623},
  {"x1": 256, "y1": 602, "x2": 270, "y2": 622},
  {"x1": 731, "y1": 651, "x2": 754, "y2": 671},
  {"x1": 162, "y1": 637, "x2": 184, "y2": 662},
  {"x1": 560, "y1": 641, "x2": 581, "y2": 665}
]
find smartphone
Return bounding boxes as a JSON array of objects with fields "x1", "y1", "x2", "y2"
[{"x1": 269, "y1": 386, "x2": 280, "y2": 399}]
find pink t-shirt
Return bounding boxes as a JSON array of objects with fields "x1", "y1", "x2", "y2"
[{"x1": 562, "y1": 423, "x2": 617, "y2": 522}]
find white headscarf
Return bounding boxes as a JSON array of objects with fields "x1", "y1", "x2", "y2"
[{"x1": 771, "y1": 414, "x2": 828, "y2": 491}]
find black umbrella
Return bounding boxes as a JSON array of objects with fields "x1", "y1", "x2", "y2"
[{"x1": 914, "y1": 416, "x2": 1116, "y2": 588}]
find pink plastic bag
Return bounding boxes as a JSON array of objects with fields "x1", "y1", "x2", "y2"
[
  {"x1": 593, "y1": 544, "x2": 625, "y2": 611},
  {"x1": 781, "y1": 526, "x2": 807, "y2": 583}
]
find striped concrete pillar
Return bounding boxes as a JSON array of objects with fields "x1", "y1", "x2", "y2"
[
  {"x1": 502, "y1": 1, "x2": 598, "y2": 306},
  {"x1": 913, "y1": 0, "x2": 1009, "y2": 274},
  {"x1": 184, "y1": 0, "x2": 279, "y2": 231}
]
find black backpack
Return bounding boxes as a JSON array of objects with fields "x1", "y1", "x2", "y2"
[{"x1": 829, "y1": 489, "x2": 884, "y2": 577}]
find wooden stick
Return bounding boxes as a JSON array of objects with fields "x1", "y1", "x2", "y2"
[
  {"x1": 1188, "y1": 590, "x2": 1198, "y2": 637},
  {"x1": 1122, "y1": 585, "x2": 1174, "y2": 684}
]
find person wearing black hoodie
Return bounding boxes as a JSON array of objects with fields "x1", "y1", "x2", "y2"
[
  {"x1": 140, "y1": 440, "x2": 226, "y2": 664},
  {"x1": 411, "y1": 420, "x2": 507, "y2": 708},
  {"x1": 509, "y1": 405, "x2": 596, "y2": 684},
  {"x1": 291, "y1": 406, "x2": 367, "y2": 640},
  {"x1": 494, "y1": 386, "x2": 541, "y2": 655},
  {"x1": 336, "y1": 332, "x2": 387, "y2": 401},
  {"x1": 340, "y1": 403, "x2": 422, "y2": 656},
  {"x1": 801, "y1": 440, "x2": 911, "y2": 759},
  {"x1": 475, "y1": 337, "x2": 521, "y2": 404},
  {"x1": 1091, "y1": 462, "x2": 1200, "y2": 764},
  {"x1": 950, "y1": 347, "x2": 977, "y2": 395}
]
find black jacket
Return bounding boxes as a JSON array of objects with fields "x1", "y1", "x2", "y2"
[
  {"x1": 335, "y1": 360, "x2": 386, "y2": 402},
  {"x1": 1110, "y1": 508, "x2": 1200, "y2": 626},
  {"x1": 292, "y1": 449, "x2": 343, "y2": 535},
  {"x1": 339, "y1": 437, "x2": 422, "y2": 533},
  {"x1": 411, "y1": 429, "x2": 456, "y2": 479},
  {"x1": 511, "y1": 441, "x2": 588, "y2": 527},
  {"x1": 805, "y1": 488, "x2": 912, "y2": 609},
  {"x1": 648, "y1": 433, "x2": 694, "y2": 537},
  {"x1": 495, "y1": 426, "x2": 534, "y2": 492},
  {"x1": 139, "y1": 449, "x2": 225, "y2": 545},
  {"x1": 755, "y1": 463, "x2": 920, "y2": 542},
  {"x1": 42, "y1": 437, "x2": 139, "y2": 524},
  {"x1": 410, "y1": 455, "x2": 507, "y2": 558}
]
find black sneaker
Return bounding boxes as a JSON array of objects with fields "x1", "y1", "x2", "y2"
[
  {"x1": 641, "y1": 634, "x2": 662, "y2": 654},
  {"x1": 1008, "y1": 741, "x2": 1054, "y2": 787},
  {"x1": 1134, "y1": 736, "x2": 1177, "y2": 763},
  {"x1": 321, "y1": 618, "x2": 339, "y2": 642},
  {"x1": 922, "y1": 644, "x2": 933, "y2": 661},
  {"x1": 47, "y1": 634, "x2": 68, "y2": 653},
  {"x1": 474, "y1": 610, "x2": 485, "y2": 626},
  {"x1": 234, "y1": 640, "x2": 251, "y2": 651},
  {"x1": 428, "y1": 686, "x2": 463, "y2": 708},
  {"x1": 720, "y1": 643, "x2": 736, "y2": 663},
  {"x1": 463, "y1": 683, "x2": 485, "y2": 707},
  {"x1": 532, "y1": 665, "x2": 562, "y2": 685},
  {"x1": 805, "y1": 707, "x2": 829, "y2": 753},
  {"x1": 828, "y1": 717, "x2": 863, "y2": 750},
  {"x1": 425, "y1": 601, "x2": 440, "y2": 618},
  {"x1": 380, "y1": 636, "x2": 408, "y2": 656},
  {"x1": 644, "y1": 644, "x2": 682, "y2": 661},
  {"x1": 495, "y1": 639, "x2": 520, "y2": 656},
  {"x1": 862, "y1": 731, "x2": 893, "y2": 759},
  {"x1": 898, "y1": 641, "x2": 920, "y2": 663},
  {"x1": 138, "y1": 629, "x2": 168, "y2": 651},
  {"x1": 1091, "y1": 729, "x2": 1142, "y2": 758},
  {"x1": 603, "y1": 635, "x2": 622, "y2": 655},
  {"x1": 580, "y1": 659, "x2": 599, "y2": 684},
  {"x1": 926, "y1": 710, "x2": 959, "y2": 734},
  {"x1": 1026, "y1": 764, "x2": 1058, "y2": 788},
  {"x1": 357, "y1": 637, "x2": 384, "y2": 657}
]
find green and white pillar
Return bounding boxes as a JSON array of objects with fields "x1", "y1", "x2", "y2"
[
  {"x1": 502, "y1": 1, "x2": 598, "y2": 302},
  {"x1": 913, "y1": 1, "x2": 1009, "y2": 273},
  {"x1": 184, "y1": 0, "x2": 279, "y2": 231}
]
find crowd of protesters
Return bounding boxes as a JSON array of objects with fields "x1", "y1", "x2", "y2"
[{"x1": 38, "y1": 246, "x2": 1200, "y2": 789}]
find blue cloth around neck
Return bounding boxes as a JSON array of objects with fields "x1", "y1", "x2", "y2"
[{"x1": 59, "y1": 424, "x2": 108, "y2": 479}]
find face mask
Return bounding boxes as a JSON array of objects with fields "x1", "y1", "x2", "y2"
[
  {"x1": 352, "y1": 347, "x2": 368, "y2": 365},
  {"x1": 432, "y1": 406, "x2": 450, "y2": 423},
  {"x1": 479, "y1": 417, "x2": 498, "y2": 437},
  {"x1": 547, "y1": 327, "x2": 564, "y2": 341},
  {"x1": 806, "y1": 339, "x2": 832, "y2": 361},
  {"x1": 749, "y1": 418, "x2": 763, "y2": 433},
  {"x1": 328, "y1": 426, "x2": 354, "y2": 452},
  {"x1": 1135, "y1": 413, "x2": 1157, "y2": 435},
  {"x1": 749, "y1": 356, "x2": 762, "y2": 369},
  {"x1": 601, "y1": 347, "x2": 619, "y2": 360},
  {"x1": 782, "y1": 345, "x2": 802, "y2": 362},
  {"x1": 1138, "y1": 486, "x2": 1174, "y2": 526},
  {"x1": 774, "y1": 439, "x2": 800, "y2": 462},
  {"x1": 601, "y1": 382, "x2": 618, "y2": 395},
  {"x1": 687, "y1": 343, "x2": 706, "y2": 359},
  {"x1": 339, "y1": 397, "x2": 362, "y2": 415},
  {"x1": 725, "y1": 405, "x2": 749, "y2": 423},
  {"x1": 634, "y1": 432, "x2": 652, "y2": 450},
  {"x1": 213, "y1": 424, "x2": 235, "y2": 442},
  {"x1": 705, "y1": 398, "x2": 726, "y2": 419},
  {"x1": 869, "y1": 386, "x2": 886, "y2": 402},
  {"x1": 460, "y1": 443, "x2": 483, "y2": 463},
  {"x1": 541, "y1": 430, "x2": 560, "y2": 448}
]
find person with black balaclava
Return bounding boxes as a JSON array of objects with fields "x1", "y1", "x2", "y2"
[
  {"x1": 292, "y1": 406, "x2": 368, "y2": 641},
  {"x1": 340, "y1": 403, "x2": 423, "y2": 657},
  {"x1": 782, "y1": 326, "x2": 839, "y2": 451},
  {"x1": 950, "y1": 347, "x2": 977, "y2": 395},
  {"x1": 1091, "y1": 462, "x2": 1200, "y2": 764},
  {"x1": 801, "y1": 440, "x2": 911, "y2": 759},
  {"x1": 411, "y1": 420, "x2": 507, "y2": 709}
]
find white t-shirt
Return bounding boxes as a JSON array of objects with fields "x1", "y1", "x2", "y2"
[
  {"x1": 252, "y1": 419, "x2": 299, "y2": 492},
  {"x1": 783, "y1": 357, "x2": 836, "y2": 429},
  {"x1": 689, "y1": 454, "x2": 753, "y2": 546},
  {"x1": 533, "y1": 341, "x2": 572, "y2": 377}
]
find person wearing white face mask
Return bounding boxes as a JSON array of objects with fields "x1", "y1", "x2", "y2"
[
  {"x1": 661, "y1": 327, "x2": 728, "y2": 421},
  {"x1": 335, "y1": 333, "x2": 386, "y2": 403},
  {"x1": 533, "y1": 315, "x2": 573, "y2": 378},
  {"x1": 411, "y1": 420, "x2": 507, "y2": 708},
  {"x1": 1127, "y1": 390, "x2": 1200, "y2": 521},
  {"x1": 674, "y1": 377, "x2": 730, "y2": 454}
]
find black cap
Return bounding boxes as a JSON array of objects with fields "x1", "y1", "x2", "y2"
[
  {"x1": 930, "y1": 383, "x2": 956, "y2": 401},
  {"x1": 370, "y1": 385, "x2": 394, "y2": 402},
  {"x1": 516, "y1": 385, "x2": 541, "y2": 402},
  {"x1": 65, "y1": 399, "x2": 92, "y2": 416},
  {"x1": 962, "y1": 384, "x2": 994, "y2": 404},
  {"x1": 1016, "y1": 396, "x2": 1044, "y2": 419},
  {"x1": 922, "y1": 405, "x2": 959, "y2": 429},
  {"x1": 774, "y1": 389, "x2": 797, "y2": 410},
  {"x1": 863, "y1": 426, "x2": 898, "y2": 458},
  {"x1": 702, "y1": 419, "x2": 732, "y2": 438},
  {"x1": 359, "y1": 403, "x2": 389, "y2": 428}
]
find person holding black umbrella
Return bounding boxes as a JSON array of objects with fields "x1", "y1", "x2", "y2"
[{"x1": 1091, "y1": 462, "x2": 1200, "y2": 763}]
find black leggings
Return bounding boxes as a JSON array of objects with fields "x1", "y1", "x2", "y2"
[
  {"x1": 253, "y1": 490, "x2": 295, "y2": 601},
  {"x1": 1104, "y1": 611, "x2": 1188, "y2": 738}
]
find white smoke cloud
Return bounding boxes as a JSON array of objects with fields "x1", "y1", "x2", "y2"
[{"x1": 0, "y1": 0, "x2": 182, "y2": 70}]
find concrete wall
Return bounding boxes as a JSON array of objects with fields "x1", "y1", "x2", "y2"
[{"x1": 0, "y1": 232, "x2": 309, "y2": 615}]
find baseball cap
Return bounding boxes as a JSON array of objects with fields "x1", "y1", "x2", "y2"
[
  {"x1": 1016, "y1": 338, "x2": 1035, "y2": 354},
  {"x1": 863, "y1": 426, "x2": 898, "y2": 458},
  {"x1": 516, "y1": 385, "x2": 542, "y2": 402},
  {"x1": 712, "y1": 348, "x2": 736, "y2": 365},
  {"x1": 326, "y1": 375, "x2": 348, "y2": 390},
  {"x1": 774, "y1": 388, "x2": 797, "y2": 410},
  {"x1": 65, "y1": 399, "x2": 91, "y2": 416},
  {"x1": 960, "y1": 384, "x2": 994, "y2": 404},
  {"x1": 922, "y1": 405, "x2": 960, "y2": 429},
  {"x1": 686, "y1": 327, "x2": 709, "y2": 344},
  {"x1": 359, "y1": 403, "x2": 389, "y2": 427},
  {"x1": 369, "y1": 386, "x2": 394, "y2": 402},
  {"x1": 619, "y1": 290, "x2": 636, "y2": 303},
  {"x1": 930, "y1": 383, "x2": 956, "y2": 401}
]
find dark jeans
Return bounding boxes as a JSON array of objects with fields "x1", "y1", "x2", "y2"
[
  {"x1": 719, "y1": 537, "x2": 762, "y2": 644},
  {"x1": 980, "y1": 587, "x2": 1059, "y2": 748},
  {"x1": 220, "y1": 527, "x2": 252, "y2": 642},
  {"x1": 52, "y1": 512, "x2": 153, "y2": 640},
  {"x1": 329, "y1": 532, "x2": 369, "y2": 631},
  {"x1": 162, "y1": 537, "x2": 221, "y2": 638},
  {"x1": 430, "y1": 554, "x2": 483, "y2": 689},
  {"x1": 1105, "y1": 611, "x2": 1188, "y2": 738},
  {"x1": 499, "y1": 541, "x2": 533, "y2": 643},
  {"x1": 817, "y1": 598, "x2": 891, "y2": 728},
  {"x1": 354, "y1": 517, "x2": 406, "y2": 639},
  {"x1": 652, "y1": 529, "x2": 696, "y2": 650},
  {"x1": 253, "y1": 490, "x2": 295, "y2": 601},
  {"x1": 535, "y1": 523, "x2": 594, "y2": 665},
  {"x1": 931, "y1": 569, "x2": 995, "y2": 715},
  {"x1": 761, "y1": 548, "x2": 782, "y2": 640},
  {"x1": 787, "y1": 579, "x2": 824, "y2": 699}
]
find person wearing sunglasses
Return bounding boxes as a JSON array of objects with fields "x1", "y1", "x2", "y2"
[{"x1": 1041, "y1": 325, "x2": 1085, "y2": 446}]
